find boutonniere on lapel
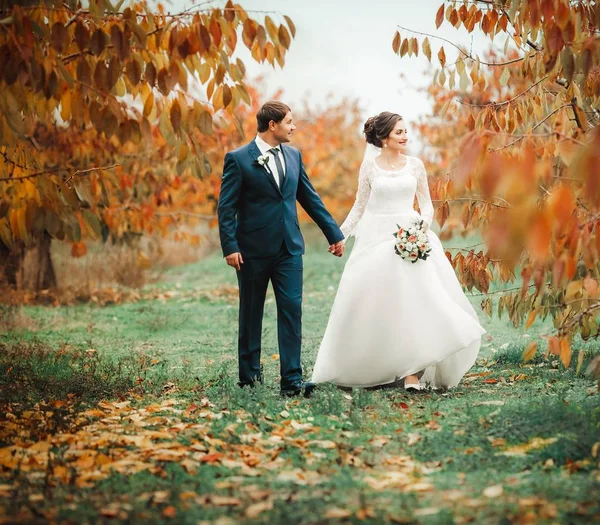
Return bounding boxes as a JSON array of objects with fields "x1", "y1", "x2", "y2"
[{"x1": 254, "y1": 155, "x2": 270, "y2": 169}]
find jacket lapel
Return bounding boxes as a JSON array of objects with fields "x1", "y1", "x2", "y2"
[{"x1": 247, "y1": 140, "x2": 281, "y2": 195}]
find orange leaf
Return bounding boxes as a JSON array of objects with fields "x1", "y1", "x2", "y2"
[
  {"x1": 525, "y1": 309, "x2": 538, "y2": 330},
  {"x1": 436, "y1": 200, "x2": 450, "y2": 229},
  {"x1": 584, "y1": 276, "x2": 598, "y2": 298},
  {"x1": 438, "y1": 46, "x2": 446, "y2": 67},
  {"x1": 527, "y1": 212, "x2": 551, "y2": 262},
  {"x1": 559, "y1": 339, "x2": 572, "y2": 368},
  {"x1": 547, "y1": 185, "x2": 575, "y2": 228},
  {"x1": 71, "y1": 241, "x2": 87, "y2": 258},
  {"x1": 162, "y1": 506, "x2": 177, "y2": 518},
  {"x1": 200, "y1": 452, "x2": 223, "y2": 464},
  {"x1": 548, "y1": 336, "x2": 560, "y2": 356},
  {"x1": 392, "y1": 31, "x2": 401, "y2": 54},
  {"x1": 435, "y1": 4, "x2": 445, "y2": 28}
]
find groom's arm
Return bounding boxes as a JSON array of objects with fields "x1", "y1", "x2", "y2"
[
  {"x1": 296, "y1": 151, "x2": 345, "y2": 246},
  {"x1": 217, "y1": 152, "x2": 242, "y2": 257}
]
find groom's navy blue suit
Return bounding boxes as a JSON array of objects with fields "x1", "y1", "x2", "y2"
[{"x1": 218, "y1": 140, "x2": 344, "y2": 389}]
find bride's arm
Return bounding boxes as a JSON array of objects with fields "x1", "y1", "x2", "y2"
[
  {"x1": 416, "y1": 159, "x2": 434, "y2": 229},
  {"x1": 340, "y1": 161, "x2": 372, "y2": 241}
]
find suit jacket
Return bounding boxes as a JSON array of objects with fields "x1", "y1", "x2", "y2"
[{"x1": 218, "y1": 140, "x2": 344, "y2": 258}]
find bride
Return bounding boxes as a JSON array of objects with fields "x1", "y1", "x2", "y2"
[{"x1": 311, "y1": 112, "x2": 486, "y2": 391}]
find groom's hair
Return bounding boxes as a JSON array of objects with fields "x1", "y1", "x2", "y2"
[{"x1": 257, "y1": 101, "x2": 291, "y2": 132}]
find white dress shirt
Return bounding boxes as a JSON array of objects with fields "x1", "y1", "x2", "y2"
[{"x1": 255, "y1": 135, "x2": 286, "y2": 187}]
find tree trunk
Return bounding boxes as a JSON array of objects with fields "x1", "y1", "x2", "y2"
[{"x1": 0, "y1": 233, "x2": 57, "y2": 291}]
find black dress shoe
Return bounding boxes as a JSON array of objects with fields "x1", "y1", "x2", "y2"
[
  {"x1": 238, "y1": 377, "x2": 263, "y2": 388},
  {"x1": 280, "y1": 381, "x2": 317, "y2": 398}
]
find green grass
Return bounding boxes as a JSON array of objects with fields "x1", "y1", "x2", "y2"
[{"x1": 1, "y1": 225, "x2": 599, "y2": 524}]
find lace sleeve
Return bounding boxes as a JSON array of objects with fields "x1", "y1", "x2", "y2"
[
  {"x1": 416, "y1": 159, "x2": 434, "y2": 227},
  {"x1": 340, "y1": 160, "x2": 372, "y2": 240}
]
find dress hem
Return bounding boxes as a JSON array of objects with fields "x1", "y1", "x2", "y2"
[{"x1": 312, "y1": 331, "x2": 485, "y2": 389}]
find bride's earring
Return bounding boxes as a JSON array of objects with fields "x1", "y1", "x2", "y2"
[{"x1": 383, "y1": 141, "x2": 387, "y2": 148}]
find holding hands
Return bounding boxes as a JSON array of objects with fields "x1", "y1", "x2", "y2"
[{"x1": 328, "y1": 241, "x2": 345, "y2": 257}]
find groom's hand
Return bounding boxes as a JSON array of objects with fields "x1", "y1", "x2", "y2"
[
  {"x1": 225, "y1": 252, "x2": 244, "y2": 271},
  {"x1": 328, "y1": 241, "x2": 344, "y2": 257}
]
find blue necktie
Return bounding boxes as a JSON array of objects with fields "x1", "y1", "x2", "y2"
[{"x1": 269, "y1": 147, "x2": 285, "y2": 187}]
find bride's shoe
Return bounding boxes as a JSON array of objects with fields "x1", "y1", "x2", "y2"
[{"x1": 404, "y1": 376, "x2": 422, "y2": 392}]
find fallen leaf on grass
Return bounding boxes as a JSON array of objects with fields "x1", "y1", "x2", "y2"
[
  {"x1": 426, "y1": 420, "x2": 441, "y2": 431},
  {"x1": 276, "y1": 469, "x2": 324, "y2": 485},
  {"x1": 324, "y1": 507, "x2": 352, "y2": 519},
  {"x1": 162, "y1": 506, "x2": 177, "y2": 518},
  {"x1": 483, "y1": 484, "x2": 503, "y2": 497},
  {"x1": 497, "y1": 437, "x2": 559, "y2": 456},
  {"x1": 407, "y1": 433, "x2": 421, "y2": 446},
  {"x1": 308, "y1": 440, "x2": 337, "y2": 449},
  {"x1": 356, "y1": 507, "x2": 376, "y2": 519},
  {"x1": 245, "y1": 499, "x2": 273, "y2": 518},
  {"x1": 369, "y1": 436, "x2": 389, "y2": 447},
  {"x1": 413, "y1": 507, "x2": 440, "y2": 516},
  {"x1": 474, "y1": 400, "x2": 505, "y2": 406},
  {"x1": 209, "y1": 495, "x2": 242, "y2": 507},
  {"x1": 487, "y1": 437, "x2": 507, "y2": 447}
]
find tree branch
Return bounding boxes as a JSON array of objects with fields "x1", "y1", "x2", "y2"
[
  {"x1": 489, "y1": 104, "x2": 570, "y2": 152},
  {"x1": 432, "y1": 197, "x2": 510, "y2": 209},
  {"x1": 0, "y1": 164, "x2": 119, "y2": 183},
  {"x1": 396, "y1": 24, "x2": 536, "y2": 67},
  {"x1": 457, "y1": 76, "x2": 548, "y2": 108}
]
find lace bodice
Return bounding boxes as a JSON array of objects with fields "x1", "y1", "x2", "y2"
[{"x1": 340, "y1": 155, "x2": 434, "y2": 240}]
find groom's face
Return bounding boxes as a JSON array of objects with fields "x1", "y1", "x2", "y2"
[{"x1": 271, "y1": 111, "x2": 296, "y2": 144}]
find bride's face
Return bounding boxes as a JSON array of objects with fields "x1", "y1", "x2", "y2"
[{"x1": 384, "y1": 120, "x2": 408, "y2": 153}]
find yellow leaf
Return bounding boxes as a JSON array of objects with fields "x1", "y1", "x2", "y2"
[
  {"x1": 576, "y1": 348, "x2": 585, "y2": 374},
  {"x1": 497, "y1": 437, "x2": 558, "y2": 456},
  {"x1": 522, "y1": 341, "x2": 537, "y2": 362},
  {"x1": 264, "y1": 15, "x2": 278, "y2": 43},
  {"x1": 143, "y1": 90, "x2": 154, "y2": 117},
  {"x1": 422, "y1": 37, "x2": 431, "y2": 62}
]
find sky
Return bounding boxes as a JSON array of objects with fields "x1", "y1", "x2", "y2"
[{"x1": 164, "y1": 0, "x2": 500, "y2": 147}]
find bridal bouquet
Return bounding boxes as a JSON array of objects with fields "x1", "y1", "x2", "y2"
[{"x1": 393, "y1": 220, "x2": 431, "y2": 263}]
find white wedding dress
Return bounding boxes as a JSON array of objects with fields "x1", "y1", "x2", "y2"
[{"x1": 311, "y1": 155, "x2": 486, "y2": 389}]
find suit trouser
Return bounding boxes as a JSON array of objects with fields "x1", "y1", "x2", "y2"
[{"x1": 236, "y1": 242, "x2": 303, "y2": 389}]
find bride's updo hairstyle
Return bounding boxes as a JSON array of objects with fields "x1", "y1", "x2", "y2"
[{"x1": 363, "y1": 112, "x2": 403, "y2": 147}]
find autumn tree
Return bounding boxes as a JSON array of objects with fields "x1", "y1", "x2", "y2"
[
  {"x1": 0, "y1": 0, "x2": 295, "y2": 289},
  {"x1": 393, "y1": 0, "x2": 600, "y2": 375}
]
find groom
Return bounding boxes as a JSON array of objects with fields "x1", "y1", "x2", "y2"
[{"x1": 217, "y1": 101, "x2": 345, "y2": 397}]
